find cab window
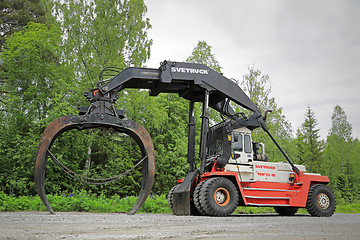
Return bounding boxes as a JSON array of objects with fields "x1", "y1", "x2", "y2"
[
  {"x1": 232, "y1": 134, "x2": 243, "y2": 152},
  {"x1": 244, "y1": 135, "x2": 252, "y2": 153}
]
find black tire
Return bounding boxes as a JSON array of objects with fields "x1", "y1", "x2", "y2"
[
  {"x1": 193, "y1": 180, "x2": 207, "y2": 215},
  {"x1": 274, "y1": 206, "x2": 298, "y2": 216},
  {"x1": 194, "y1": 177, "x2": 239, "y2": 217},
  {"x1": 306, "y1": 184, "x2": 336, "y2": 217},
  {"x1": 168, "y1": 184, "x2": 180, "y2": 211}
]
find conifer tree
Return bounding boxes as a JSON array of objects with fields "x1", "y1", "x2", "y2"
[
  {"x1": 295, "y1": 106, "x2": 322, "y2": 173},
  {"x1": 323, "y1": 105, "x2": 359, "y2": 201},
  {"x1": 0, "y1": 0, "x2": 46, "y2": 49}
]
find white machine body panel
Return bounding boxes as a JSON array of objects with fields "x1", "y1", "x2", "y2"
[{"x1": 224, "y1": 127, "x2": 307, "y2": 183}]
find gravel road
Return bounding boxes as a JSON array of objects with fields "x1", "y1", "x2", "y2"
[{"x1": 0, "y1": 212, "x2": 359, "y2": 239}]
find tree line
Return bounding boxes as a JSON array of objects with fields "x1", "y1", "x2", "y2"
[{"x1": 0, "y1": 0, "x2": 359, "y2": 204}]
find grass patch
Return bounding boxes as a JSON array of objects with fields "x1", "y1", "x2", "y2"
[
  {"x1": 234, "y1": 206, "x2": 274, "y2": 215},
  {"x1": 0, "y1": 191, "x2": 171, "y2": 213},
  {"x1": 235, "y1": 203, "x2": 360, "y2": 215},
  {"x1": 335, "y1": 203, "x2": 360, "y2": 214},
  {"x1": 1, "y1": 191, "x2": 359, "y2": 214}
]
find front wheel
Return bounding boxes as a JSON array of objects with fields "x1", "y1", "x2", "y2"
[
  {"x1": 193, "y1": 177, "x2": 239, "y2": 217},
  {"x1": 306, "y1": 184, "x2": 336, "y2": 217}
]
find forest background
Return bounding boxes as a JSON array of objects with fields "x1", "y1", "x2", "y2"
[{"x1": 0, "y1": 0, "x2": 359, "y2": 211}]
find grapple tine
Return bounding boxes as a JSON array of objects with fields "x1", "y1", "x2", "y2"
[
  {"x1": 127, "y1": 158, "x2": 155, "y2": 214},
  {"x1": 34, "y1": 115, "x2": 155, "y2": 215},
  {"x1": 34, "y1": 116, "x2": 74, "y2": 214},
  {"x1": 128, "y1": 160, "x2": 154, "y2": 214},
  {"x1": 126, "y1": 122, "x2": 155, "y2": 215}
]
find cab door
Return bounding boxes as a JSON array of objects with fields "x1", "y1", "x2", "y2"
[{"x1": 230, "y1": 133, "x2": 252, "y2": 164}]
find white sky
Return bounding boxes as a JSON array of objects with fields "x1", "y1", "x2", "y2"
[{"x1": 143, "y1": 0, "x2": 360, "y2": 140}]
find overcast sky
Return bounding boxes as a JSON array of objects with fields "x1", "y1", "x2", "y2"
[{"x1": 143, "y1": 0, "x2": 360, "y2": 140}]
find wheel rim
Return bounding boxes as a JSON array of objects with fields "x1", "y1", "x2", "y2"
[
  {"x1": 317, "y1": 193, "x2": 330, "y2": 209},
  {"x1": 214, "y1": 187, "x2": 230, "y2": 206}
]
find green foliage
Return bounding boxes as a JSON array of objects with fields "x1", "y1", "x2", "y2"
[
  {"x1": 235, "y1": 206, "x2": 274, "y2": 215},
  {"x1": 240, "y1": 67, "x2": 294, "y2": 162},
  {"x1": 0, "y1": 0, "x2": 46, "y2": 49},
  {"x1": 337, "y1": 174, "x2": 353, "y2": 202},
  {"x1": 186, "y1": 41, "x2": 222, "y2": 73},
  {"x1": 295, "y1": 106, "x2": 323, "y2": 173},
  {"x1": 335, "y1": 203, "x2": 360, "y2": 214},
  {"x1": 0, "y1": 191, "x2": 172, "y2": 213},
  {"x1": 116, "y1": 90, "x2": 190, "y2": 194},
  {"x1": 322, "y1": 105, "x2": 359, "y2": 202},
  {"x1": 0, "y1": 1, "x2": 359, "y2": 207},
  {"x1": 329, "y1": 105, "x2": 352, "y2": 141},
  {"x1": 53, "y1": 0, "x2": 152, "y2": 85},
  {"x1": 2, "y1": 190, "x2": 359, "y2": 214},
  {"x1": 1, "y1": 22, "x2": 69, "y2": 124},
  {"x1": 0, "y1": 0, "x2": 154, "y2": 199},
  {"x1": 186, "y1": 40, "x2": 223, "y2": 123},
  {"x1": 0, "y1": 22, "x2": 72, "y2": 196}
]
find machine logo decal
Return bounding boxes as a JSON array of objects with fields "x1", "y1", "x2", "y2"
[
  {"x1": 255, "y1": 165, "x2": 276, "y2": 170},
  {"x1": 171, "y1": 67, "x2": 209, "y2": 75}
]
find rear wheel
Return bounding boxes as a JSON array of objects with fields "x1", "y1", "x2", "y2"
[
  {"x1": 274, "y1": 206, "x2": 298, "y2": 216},
  {"x1": 194, "y1": 177, "x2": 239, "y2": 216},
  {"x1": 306, "y1": 184, "x2": 336, "y2": 217}
]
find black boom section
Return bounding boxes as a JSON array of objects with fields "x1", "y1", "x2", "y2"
[
  {"x1": 100, "y1": 61, "x2": 259, "y2": 117},
  {"x1": 165, "y1": 61, "x2": 259, "y2": 113}
]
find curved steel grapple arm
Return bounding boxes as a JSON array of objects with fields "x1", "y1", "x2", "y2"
[{"x1": 34, "y1": 114, "x2": 155, "y2": 215}]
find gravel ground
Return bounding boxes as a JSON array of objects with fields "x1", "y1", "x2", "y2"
[{"x1": 0, "y1": 212, "x2": 359, "y2": 239}]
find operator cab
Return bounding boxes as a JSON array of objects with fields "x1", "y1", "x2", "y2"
[
  {"x1": 230, "y1": 127, "x2": 253, "y2": 164},
  {"x1": 206, "y1": 123, "x2": 269, "y2": 168}
]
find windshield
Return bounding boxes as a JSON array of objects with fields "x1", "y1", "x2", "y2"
[{"x1": 207, "y1": 126, "x2": 223, "y2": 156}]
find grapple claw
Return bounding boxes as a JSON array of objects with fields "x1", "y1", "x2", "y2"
[{"x1": 34, "y1": 115, "x2": 155, "y2": 214}]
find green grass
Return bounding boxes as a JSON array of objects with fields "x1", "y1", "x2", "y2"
[
  {"x1": 335, "y1": 203, "x2": 360, "y2": 214},
  {"x1": 1, "y1": 191, "x2": 359, "y2": 214},
  {"x1": 234, "y1": 206, "x2": 274, "y2": 214},
  {"x1": 234, "y1": 204, "x2": 360, "y2": 215},
  {"x1": 0, "y1": 191, "x2": 171, "y2": 214}
]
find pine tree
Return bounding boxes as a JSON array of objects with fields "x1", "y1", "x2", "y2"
[
  {"x1": 295, "y1": 106, "x2": 323, "y2": 173},
  {"x1": 323, "y1": 105, "x2": 358, "y2": 201},
  {"x1": 0, "y1": 0, "x2": 46, "y2": 49}
]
